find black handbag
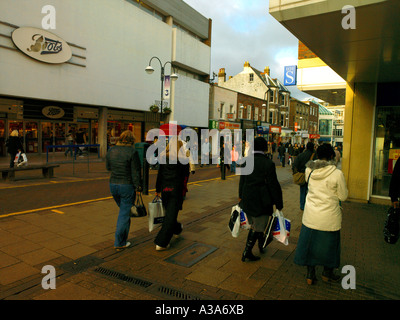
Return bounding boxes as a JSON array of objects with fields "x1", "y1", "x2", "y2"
[
  {"x1": 384, "y1": 206, "x2": 399, "y2": 244},
  {"x1": 130, "y1": 193, "x2": 147, "y2": 218}
]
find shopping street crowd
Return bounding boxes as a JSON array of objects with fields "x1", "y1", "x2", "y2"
[{"x1": 104, "y1": 130, "x2": 400, "y2": 287}]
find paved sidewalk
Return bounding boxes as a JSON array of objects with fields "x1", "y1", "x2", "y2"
[{"x1": 1, "y1": 159, "x2": 399, "y2": 301}]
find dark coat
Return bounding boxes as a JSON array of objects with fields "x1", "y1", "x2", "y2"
[
  {"x1": 106, "y1": 144, "x2": 142, "y2": 188},
  {"x1": 6, "y1": 136, "x2": 23, "y2": 154},
  {"x1": 292, "y1": 149, "x2": 314, "y2": 173},
  {"x1": 239, "y1": 153, "x2": 283, "y2": 217},
  {"x1": 389, "y1": 159, "x2": 400, "y2": 202},
  {"x1": 156, "y1": 160, "x2": 189, "y2": 210}
]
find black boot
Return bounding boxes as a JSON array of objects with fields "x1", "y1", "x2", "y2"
[
  {"x1": 322, "y1": 267, "x2": 341, "y2": 283},
  {"x1": 306, "y1": 266, "x2": 316, "y2": 285},
  {"x1": 242, "y1": 230, "x2": 261, "y2": 262}
]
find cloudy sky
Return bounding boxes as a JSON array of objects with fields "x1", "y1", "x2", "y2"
[{"x1": 183, "y1": 0, "x2": 315, "y2": 101}]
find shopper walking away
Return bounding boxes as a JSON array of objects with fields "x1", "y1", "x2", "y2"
[
  {"x1": 154, "y1": 136, "x2": 189, "y2": 251},
  {"x1": 74, "y1": 128, "x2": 86, "y2": 157},
  {"x1": 334, "y1": 146, "x2": 341, "y2": 165},
  {"x1": 200, "y1": 138, "x2": 210, "y2": 167},
  {"x1": 230, "y1": 146, "x2": 239, "y2": 173},
  {"x1": 239, "y1": 137, "x2": 283, "y2": 262},
  {"x1": 292, "y1": 142, "x2": 315, "y2": 210},
  {"x1": 106, "y1": 130, "x2": 142, "y2": 251},
  {"x1": 278, "y1": 142, "x2": 286, "y2": 167},
  {"x1": 6, "y1": 130, "x2": 24, "y2": 168},
  {"x1": 64, "y1": 129, "x2": 74, "y2": 157},
  {"x1": 294, "y1": 143, "x2": 348, "y2": 285}
]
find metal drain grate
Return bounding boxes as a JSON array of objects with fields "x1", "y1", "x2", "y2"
[
  {"x1": 94, "y1": 267, "x2": 153, "y2": 288},
  {"x1": 157, "y1": 286, "x2": 201, "y2": 300}
]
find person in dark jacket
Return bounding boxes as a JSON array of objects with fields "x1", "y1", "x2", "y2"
[
  {"x1": 278, "y1": 142, "x2": 286, "y2": 167},
  {"x1": 106, "y1": 130, "x2": 142, "y2": 251},
  {"x1": 292, "y1": 142, "x2": 315, "y2": 210},
  {"x1": 239, "y1": 137, "x2": 283, "y2": 262},
  {"x1": 154, "y1": 136, "x2": 189, "y2": 251},
  {"x1": 6, "y1": 130, "x2": 24, "y2": 168},
  {"x1": 389, "y1": 159, "x2": 400, "y2": 209}
]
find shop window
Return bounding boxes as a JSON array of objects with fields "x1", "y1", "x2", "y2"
[
  {"x1": 372, "y1": 106, "x2": 400, "y2": 197},
  {"x1": 25, "y1": 122, "x2": 38, "y2": 153}
]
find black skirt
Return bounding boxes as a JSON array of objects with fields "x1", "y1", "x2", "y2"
[{"x1": 294, "y1": 224, "x2": 340, "y2": 268}]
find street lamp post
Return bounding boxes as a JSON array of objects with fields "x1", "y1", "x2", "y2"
[{"x1": 145, "y1": 56, "x2": 178, "y2": 117}]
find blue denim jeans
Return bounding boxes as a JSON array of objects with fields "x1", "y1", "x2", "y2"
[
  {"x1": 300, "y1": 183, "x2": 308, "y2": 210},
  {"x1": 110, "y1": 183, "x2": 135, "y2": 247}
]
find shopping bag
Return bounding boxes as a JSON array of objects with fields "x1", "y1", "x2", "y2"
[
  {"x1": 228, "y1": 204, "x2": 241, "y2": 237},
  {"x1": 17, "y1": 153, "x2": 28, "y2": 167},
  {"x1": 383, "y1": 207, "x2": 399, "y2": 244},
  {"x1": 240, "y1": 209, "x2": 251, "y2": 230},
  {"x1": 272, "y1": 210, "x2": 291, "y2": 245},
  {"x1": 14, "y1": 151, "x2": 21, "y2": 164},
  {"x1": 148, "y1": 196, "x2": 165, "y2": 232},
  {"x1": 130, "y1": 193, "x2": 147, "y2": 218},
  {"x1": 262, "y1": 215, "x2": 277, "y2": 249}
]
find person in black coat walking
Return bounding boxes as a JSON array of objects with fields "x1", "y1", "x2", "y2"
[
  {"x1": 155, "y1": 136, "x2": 189, "y2": 251},
  {"x1": 292, "y1": 142, "x2": 315, "y2": 210},
  {"x1": 278, "y1": 142, "x2": 286, "y2": 167},
  {"x1": 6, "y1": 130, "x2": 24, "y2": 168},
  {"x1": 239, "y1": 137, "x2": 283, "y2": 262}
]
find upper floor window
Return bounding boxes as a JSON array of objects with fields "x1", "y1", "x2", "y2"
[{"x1": 249, "y1": 73, "x2": 254, "y2": 82}]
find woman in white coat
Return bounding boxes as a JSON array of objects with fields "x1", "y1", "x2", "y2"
[{"x1": 294, "y1": 143, "x2": 348, "y2": 285}]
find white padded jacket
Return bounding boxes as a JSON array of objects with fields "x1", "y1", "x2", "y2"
[{"x1": 303, "y1": 160, "x2": 348, "y2": 231}]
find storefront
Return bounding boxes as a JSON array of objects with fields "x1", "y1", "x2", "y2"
[
  {"x1": 269, "y1": 125, "x2": 281, "y2": 144},
  {"x1": 0, "y1": 97, "x2": 147, "y2": 156},
  {"x1": 372, "y1": 105, "x2": 400, "y2": 198}
]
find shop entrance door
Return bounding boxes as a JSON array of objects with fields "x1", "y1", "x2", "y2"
[
  {"x1": 25, "y1": 122, "x2": 39, "y2": 153},
  {"x1": 54, "y1": 122, "x2": 66, "y2": 152},
  {"x1": 41, "y1": 122, "x2": 53, "y2": 153}
]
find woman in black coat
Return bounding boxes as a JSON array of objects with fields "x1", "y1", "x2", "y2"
[
  {"x1": 154, "y1": 136, "x2": 189, "y2": 251},
  {"x1": 7, "y1": 130, "x2": 24, "y2": 168},
  {"x1": 239, "y1": 137, "x2": 283, "y2": 262}
]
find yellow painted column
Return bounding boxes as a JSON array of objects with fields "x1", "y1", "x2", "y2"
[{"x1": 342, "y1": 82, "x2": 376, "y2": 202}]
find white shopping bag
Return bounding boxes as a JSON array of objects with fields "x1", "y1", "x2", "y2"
[
  {"x1": 17, "y1": 153, "x2": 28, "y2": 167},
  {"x1": 228, "y1": 204, "x2": 241, "y2": 237},
  {"x1": 240, "y1": 209, "x2": 251, "y2": 230},
  {"x1": 148, "y1": 196, "x2": 165, "y2": 232},
  {"x1": 272, "y1": 210, "x2": 291, "y2": 245},
  {"x1": 14, "y1": 151, "x2": 21, "y2": 164}
]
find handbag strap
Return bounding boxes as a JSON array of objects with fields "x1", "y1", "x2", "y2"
[
  {"x1": 136, "y1": 193, "x2": 144, "y2": 206},
  {"x1": 307, "y1": 169, "x2": 314, "y2": 184}
]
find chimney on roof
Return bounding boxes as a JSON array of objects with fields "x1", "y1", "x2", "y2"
[
  {"x1": 264, "y1": 66, "x2": 270, "y2": 76},
  {"x1": 244, "y1": 61, "x2": 250, "y2": 68},
  {"x1": 218, "y1": 68, "x2": 226, "y2": 85}
]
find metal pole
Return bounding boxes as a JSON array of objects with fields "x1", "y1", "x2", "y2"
[
  {"x1": 160, "y1": 66, "x2": 164, "y2": 116},
  {"x1": 143, "y1": 143, "x2": 149, "y2": 195}
]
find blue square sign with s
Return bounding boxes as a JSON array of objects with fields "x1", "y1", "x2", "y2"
[{"x1": 284, "y1": 65, "x2": 297, "y2": 86}]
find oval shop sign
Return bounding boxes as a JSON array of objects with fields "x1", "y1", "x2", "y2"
[
  {"x1": 42, "y1": 106, "x2": 65, "y2": 119},
  {"x1": 12, "y1": 27, "x2": 72, "y2": 64}
]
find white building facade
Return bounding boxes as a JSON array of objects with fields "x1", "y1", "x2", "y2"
[{"x1": 0, "y1": 0, "x2": 211, "y2": 157}]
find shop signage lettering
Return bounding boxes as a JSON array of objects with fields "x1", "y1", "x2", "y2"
[
  {"x1": 42, "y1": 106, "x2": 65, "y2": 119},
  {"x1": 11, "y1": 27, "x2": 72, "y2": 64},
  {"x1": 270, "y1": 125, "x2": 281, "y2": 134}
]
